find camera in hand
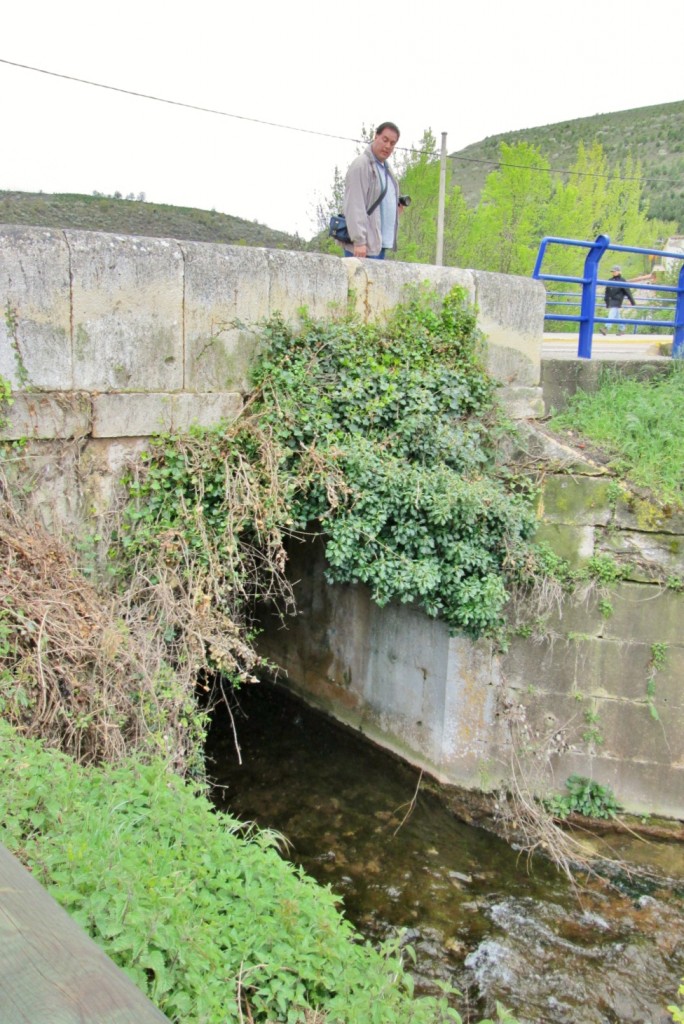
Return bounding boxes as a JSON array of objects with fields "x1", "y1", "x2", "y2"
[{"x1": 398, "y1": 195, "x2": 411, "y2": 207}]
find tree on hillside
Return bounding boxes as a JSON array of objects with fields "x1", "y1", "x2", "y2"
[
  {"x1": 542, "y1": 143, "x2": 677, "y2": 277},
  {"x1": 393, "y1": 129, "x2": 443, "y2": 263},
  {"x1": 464, "y1": 142, "x2": 552, "y2": 275},
  {"x1": 393, "y1": 129, "x2": 473, "y2": 266}
]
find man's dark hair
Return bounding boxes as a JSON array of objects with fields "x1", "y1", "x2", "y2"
[{"x1": 375, "y1": 121, "x2": 400, "y2": 138}]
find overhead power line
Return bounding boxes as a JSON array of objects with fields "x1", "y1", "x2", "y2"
[
  {"x1": 0, "y1": 57, "x2": 680, "y2": 191},
  {"x1": 0, "y1": 57, "x2": 361, "y2": 144}
]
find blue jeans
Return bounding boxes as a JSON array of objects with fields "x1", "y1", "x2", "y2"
[
  {"x1": 344, "y1": 249, "x2": 386, "y2": 260},
  {"x1": 607, "y1": 305, "x2": 623, "y2": 325}
]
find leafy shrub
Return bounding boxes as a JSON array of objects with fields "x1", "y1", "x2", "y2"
[
  {"x1": 251, "y1": 285, "x2": 538, "y2": 638},
  {"x1": 545, "y1": 774, "x2": 622, "y2": 821}
]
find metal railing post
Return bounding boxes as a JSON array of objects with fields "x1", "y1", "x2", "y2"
[
  {"x1": 532, "y1": 239, "x2": 549, "y2": 279},
  {"x1": 674, "y1": 262, "x2": 684, "y2": 359},
  {"x1": 578, "y1": 234, "x2": 610, "y2": 359}
]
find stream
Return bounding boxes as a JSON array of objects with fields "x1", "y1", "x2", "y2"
[{"x1": 207, "y1": 681, "x2": 684, "y2": 1024}]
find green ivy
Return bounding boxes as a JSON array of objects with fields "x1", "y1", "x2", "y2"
[
  {"x1": 251, "y1": 285, "x2": 538, "y2": 638},
  {"x1": 3, "y1": 303, "x2": 30, "y2": 389},
  {"x1": 0, "y1": 372, "x2": 12, "y2": 432}
]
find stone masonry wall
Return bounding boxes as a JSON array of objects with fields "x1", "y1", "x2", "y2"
[
  {"x1": 0, "y1": 225, "x2": 544, "y2": 533},
  {"x1": 501, "y1": 423, "x2": 684, "y2": 817},
  {"x1": 257, "y1": 421, "x2": 684, "y2": 820}
]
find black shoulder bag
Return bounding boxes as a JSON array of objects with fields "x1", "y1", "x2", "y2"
[{"x1": 328, "y1": 165, "x2": 389, "y2": 245}]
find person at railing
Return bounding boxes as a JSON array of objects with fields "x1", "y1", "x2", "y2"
[{"x1": 600, "y1": 265, "x2": 636, "y2": 336}]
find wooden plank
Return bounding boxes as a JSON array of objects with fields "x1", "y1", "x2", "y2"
[{"x1": 0, "y1": 843, "x2": 171, "y2": 1023}]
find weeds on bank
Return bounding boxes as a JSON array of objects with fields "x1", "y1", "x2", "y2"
[
  {"x1": 0, "y1": 722, "x2": 496, "y2": 1024},
  {"x1": 0, "y1": 471, "x2": 208, "y2": 774},
  {"x1": 545, "y1": 775, "x2": 621, "y2": 821},
  {"x1": 550, "y1": 365, "x2": 684, "y2": 508}
]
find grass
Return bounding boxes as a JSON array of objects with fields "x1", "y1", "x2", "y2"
[
  {"x1": 0, "y1": 190, "x2": 305, "y2": 249},
  {"x1": 550, "y1": 365, "x2": 684, "y2": 508}
]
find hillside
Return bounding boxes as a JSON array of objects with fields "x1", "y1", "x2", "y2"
[
  {"x1": 0, "y1": 190, "x2": 305, "y2": 250},
  {"x1": 449, "y1": 99, "x2": 684, "y2": 229}
]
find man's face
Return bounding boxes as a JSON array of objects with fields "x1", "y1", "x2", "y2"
[{"x1": 371, "y1": 128, "x2": 399, "y2": 162}]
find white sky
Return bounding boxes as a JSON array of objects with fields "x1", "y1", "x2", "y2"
[{"x1": 2, "y1": 0, "x2": 682, "y2": 239}]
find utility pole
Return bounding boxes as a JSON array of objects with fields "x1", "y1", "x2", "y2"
[{"x1": 435, "y1": 132, "x2": 447, "y2": 266}]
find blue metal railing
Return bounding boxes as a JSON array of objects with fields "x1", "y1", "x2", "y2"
[
  {"x1": 532, "y1": 234, "x2": 684, "y2": 359},
  {"x1": 544, "y1": 290, "x2": 676, "y2": 335}
]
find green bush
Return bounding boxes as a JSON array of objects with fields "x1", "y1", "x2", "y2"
[
  {"x1": 545, "y1": 774, "x2": 622, "y2": 821},
  {"x1": 251, "y1": 285, "x2": 537, "y2": 638}
]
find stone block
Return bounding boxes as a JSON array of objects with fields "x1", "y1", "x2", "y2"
[
  {"x1": 503, "y1": 635, "x2": 579, "y2": 695},
  {"x1": 472, "y1": 270, "x2": 545, "y2": 387},
  {"x1": 547, "y1": 751, "x2": 683, "y2": 818},
  {"x1": 539, "y1": 474, "x2": 614, "y2": 525},
  {"x1": 602, "y1": 582, "x2": 684, "y2": 644},
  {"x1": 612, "y1": 493, "x2": 684, "y2": 534},
  {"x1": 171, "y1": 393, "x2": 243, "y2": 431},
  {"x1": 0, "y1": 226, "x2": 72, "y2": 389},
  {"x1": 594, "y1": 698, "x2": 683, "y2": 766},
  {"x1": 182, "y1": 242, "x2": 270, "y2": 393},
  {"x1": 182, "y1": 246, "x2": 350, "y2": 394},
  {"x1": 263, "y1": 249, "x2": 350, "y2": 320},
  {"x1": 0, "y1": 392, "x2": 91, "y2": 439},
  {"x1": 540, "y1": 358, "x2": 672, "y2": 415},
  {"x1": 92, "y1": 392, "x2": 242, "y2": 437},
  {"x1": 345, "y1": 260, "x2": 475, "y2": 324},
  {"x1": 0, "y1": 440, "x2": 86, "y2": 535},
  {"x1": 510, "y1": 422, "x2": 608, "y2": 476},
  {"x1": 544, "y1": 590, "x2": 604, "y2": 639},
  {"x1": 496, "y1": 385, "x2": 545, "y2": 420},
  {"x1": 532, "y1": 523, "x2": 595, "y2": 566},
  {"x1": 573, "y1": 637, "x2": 655, "y2": 701},
  {"x1": 78, "y1": 437, "x2": 147, "y2": 524},
  {"x1": 516, "y1": 692, "x2": 588, "y2": 749},
  {"x1": 607, "y1": 759, "x2": 684, "y2": 818},
  {"x1": 67, "y1": 230, "x2": 185, "y2": 392},
  {"x1": 540, "y1": 359, "x2": 602, "y2": 416},
  {"x1": 597, "y1": 526, "x2": 684, "y2": 581}
]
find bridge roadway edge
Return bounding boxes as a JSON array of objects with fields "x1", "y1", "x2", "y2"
[{"x1": 0, "y1": 225, "x2": 681, "y2": 821}]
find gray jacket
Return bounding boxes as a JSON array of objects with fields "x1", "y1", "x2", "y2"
[{"x1": 343, "y1": 145, "x2": 399, "y2": 256}]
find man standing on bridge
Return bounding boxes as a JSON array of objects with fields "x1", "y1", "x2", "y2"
[
  {"x1": 600, "y1": 265, "x2": 636, "y2": 336},
  {"x1": 341, "y1": 122, "x2": 403, "y2": 260}
]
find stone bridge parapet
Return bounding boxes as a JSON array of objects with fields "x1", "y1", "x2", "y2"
[{"x1": 0, "y1": 225, "x2": 545, "y2": 446}]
